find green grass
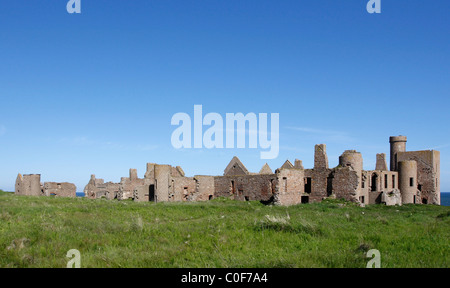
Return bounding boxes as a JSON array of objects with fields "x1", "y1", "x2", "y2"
[{"x1": 0, "y1": 191, "x2": 448, "y2": 268}]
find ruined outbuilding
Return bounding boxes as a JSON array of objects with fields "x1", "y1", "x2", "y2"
[{"x1": 15, "y1": 174, "x2": 76, "y2": 198}]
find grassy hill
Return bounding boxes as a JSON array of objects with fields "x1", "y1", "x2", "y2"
[{"x1": 0, "y1": 191, "x2": 448, "y2": 268}]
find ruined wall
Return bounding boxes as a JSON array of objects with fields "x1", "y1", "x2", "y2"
[
  {"x1": 84, "y1": 175, "x2": 102, "y2": 199},
  {"x1": 376, "y1": 153, "x2": 388, "y2": 171},
  {"x1": 171, "y1": 166, "x2": 185, "y2": 177},
  {"x1": 397, "y1": 150, "x2": 440, "y2": 205},
  {"x1": 214, "y1": 174, "x2": 275, "y2": 202},
  {"x1": 171, "y1": 176, "x2": 196, "y2": 202},
  {"x1": 333, "y1": 167, "x2": 359, "y2": 202},
  {"x1": 15, "y1": 174, "x2": 77, "y2": 199},
  {"x1": 314, "y1": 144, "x2": 329, "y2": 170},
  {"x1": 84, "y1": 175, "x2": 120, "y2": 200},
  {"x1": 300, "y1": 144, "x2": 331, "y2": 203},
  {"x1": 134, "y1": 173, "x2": 214, "y2": 203},
  {"x1": 43, "y1": 182, "x2": 76, "y2": 198},
  {"x1": 191, "y1": 176, "x2": 215, "y2": 201},
  {"x1": 137, "y1": 163, "x2": 198, "y2": 203},
  {"x1": 15, "y1": 174, "x2": 43, "y2": 196},
  {"x1": 273, "y1": 168, "x2": 304, "y2": 206},
  {"x1": 368, "y1": 191, "x2": 383, "y2": 205},
  {"x1": 382, "y1": 190, "x2": 402, "y2": 206},
  {"x1": 118, "y1": 169, "x2": 144, "y2": 200},
  {"x1": 144, "y1": 163, "x2": 156, "y2": 184},
  {"x1": 304, "y1": 169, "x2": 330, "y2": 203},
  {"x1": 154, "y1": 165, "x2": 171, "y2": 203},
  {"x1": 366, "y1": 170, "x2": 399, "y2": 205},
  {"x1": 338, "y1": 150, "x2": 364, "y2": 202},
  {"x1": 294, "y1": 159, "x2": 304, "y2": 169},
  {"x1": 133, "y1": 185, "x2": 151, "y2": 202}
]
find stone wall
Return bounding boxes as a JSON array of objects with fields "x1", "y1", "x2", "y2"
[
  {"x1": 273, "y1": 168, "x2": 303, "y2": 206},
  {"x1": 191, "y1": 176, "x2": 215, "y2": 201},
  {"x1": 333, "y1": 167, "x2": 359, "y2": 202},
  {"x1": 84, "y1": 175, "x2": 120, "y2": 200},
  {"x1": 214, "y1": 174, "x2": 275, "y2": 202},
  {"x1": 154, "y1": 165, "x2": 171, "y2": 203},
  {"x1": 118, "y1": 169, "x2": 144, "y2": 200},
  {"x1": 172, "y1": 176, "x2": 196, "y2": 202},
  {"x1": 304, "y1": 169, "x2": 330, "y2": 203},
  {"x1": 366, "y1": 170, "x2": 399, "y2": 205},
  {"x1": 314, "y1": 144, "x2": 329, "y2": 169},
  {"x1": 397, "y1": 150, "x2": 440, "y2": 205},
  {"x1": 15, "y1": 174, "x2": 43, "y2": 196},
  {"x1": 375, "y1": 153, "x2": 388, "y2": 171},
  {"x1": 43, "y1": 182, "x2": 76, "y2": 198},
  {"x1": 133, "y1": 185, "x2": 151, "y2": 202},
  {"x1": 382, "y1": 189, "x2": 402, "y2": 206}
]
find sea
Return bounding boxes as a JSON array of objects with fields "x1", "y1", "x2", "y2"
[
  {"x1": 75, "y1": 192, "x2": 450, "y2": 206},
  {"x1": 441, "y1": 193, "x2": 450, "y2": 206}
]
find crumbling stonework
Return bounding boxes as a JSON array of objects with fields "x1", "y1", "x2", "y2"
[
  {"x1": 333, "y1": 167, "x2": 359, "y2": 202},
  {"x1": 273, "y1": 168, "x2": 304, "y2": 206},
  {"x1": 15, "y1": 174, "x2": 43, "y2": 196},
  {"x1": 190, "y1": 176, "x2": 215, "y2": 201},
  {"x1": 366, "y1": 170, "x2": 399, "y2": 205},
  {"x1": 118, "y1": 169, "x2": 144, "y2": 200},
  {"x1": 214, "y1": 174, "x2": 275, "y2": 202},
  {"x1": 43, "y1": 182, "x2": 76, "y2": 198},
  {"x1": 382, "y1": 189, "x2": 402, "y2": 206},
  {"x1": 84, "y1": 175, "x2": 119, "y2": 200},
  {"x1": 15, "y1": 174, "x2": 77, "y2": 198},
  {"x1": 376, "y1": 153, "x2": 388, "y2": 171},
  {"x1": 132, "y1": 163, "x2": 212, "y2": 203},
  {"x1": 396, "y1": 150, "x2": 440, "y2": 205},
  {"x1": 314, "y1": 144, "x2": 329, "y2": 170},
  {"x1": 294, "y1": 159, "x2": 304, "y2": 169}
]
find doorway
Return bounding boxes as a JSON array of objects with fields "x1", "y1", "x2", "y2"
[
  {"x1": 371, "y1": 173, "x2": 378, "y2": 192},
  {"x1": 149, "y1": 184, "x2": 155, "y2": 202}
]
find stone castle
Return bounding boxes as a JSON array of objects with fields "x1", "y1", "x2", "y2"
[{"x1": 14, "y1": 136, "x2": 441, "y2": 206}]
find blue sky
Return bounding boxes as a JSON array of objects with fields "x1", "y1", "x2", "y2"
[{"x1": 0, "y1": 0, "x2": 449, "y2": 192}]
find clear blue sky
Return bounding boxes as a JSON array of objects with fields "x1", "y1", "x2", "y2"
[{"x1": 1, "y1": 0, "x2": 449, "y2": 192}]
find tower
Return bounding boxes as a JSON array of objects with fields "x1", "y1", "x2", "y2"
[
  {"x1": 389, "y1": 136, "x2": 407, "y2": 171},
  {"x1": 398, "y1": 160, "x2": 418, "y2": 204}
]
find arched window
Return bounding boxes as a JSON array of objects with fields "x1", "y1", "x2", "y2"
[{"x1": 371, "y1": 173, "x2": 378, "y2": 192}]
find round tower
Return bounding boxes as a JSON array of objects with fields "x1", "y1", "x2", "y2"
[
  {"x1": 339, "y1": 150, "x2": 363, "y2": 171},
  {"x1": 389, "y1": 136, "x2": 407, "y2": 171},
  {"x1": 339, "y1": 150, "x2": 364, "y2": 202},
  {"x1": 398, "y1": 160, "x2": 417, "y2": 204}
]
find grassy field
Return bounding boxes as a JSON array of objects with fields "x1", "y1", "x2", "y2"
[{"x1": 0, "y1": 190, "x2": 448, "y2": 268}]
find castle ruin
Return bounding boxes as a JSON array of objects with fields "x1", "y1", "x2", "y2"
[
  {"x1": 14, "y1": 136, "x2": 441, "y2": 206},
  {"x1": 15, "y1": 174, "x2": 76, "y2": 198}
]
